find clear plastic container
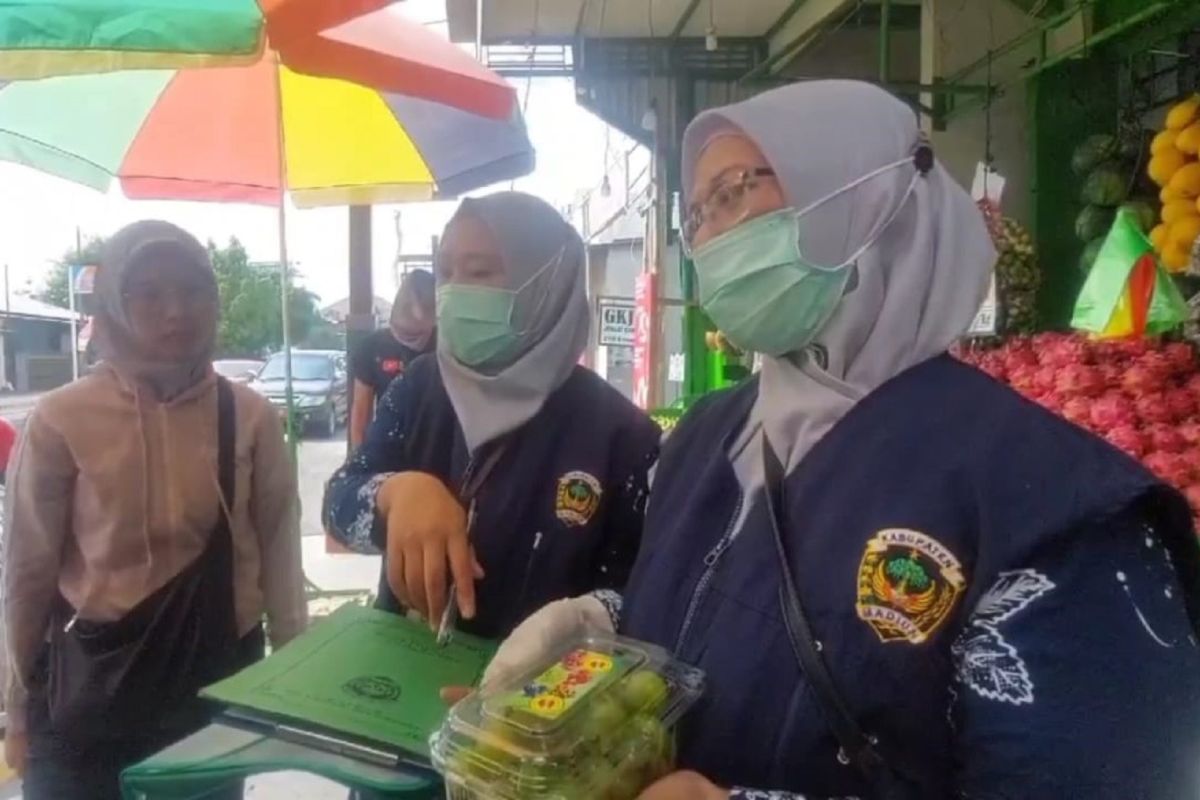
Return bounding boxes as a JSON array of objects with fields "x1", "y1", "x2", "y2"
[{"x1": 431, "y1": 630, "x2": 705, "y2": 800}]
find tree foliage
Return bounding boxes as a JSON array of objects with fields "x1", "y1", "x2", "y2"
[
  {"x1": 35, "y1": 234, "x2": 341, "y2": 357},
  {"x1": 209, "y1": 238, "x2": 339, "y2": 357}
]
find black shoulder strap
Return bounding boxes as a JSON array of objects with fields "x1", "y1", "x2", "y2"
[
  {"x1": 459, "y1": 437, "x2": 509, "y2": 504},
  {"x1": 761, "y1": 436, "x2": 915, "y2": 798},
  {"x1": 216, "y1": 377, "x2": 237, "y2": 511}
]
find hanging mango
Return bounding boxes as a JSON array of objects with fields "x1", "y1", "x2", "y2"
[{"x1": 1148, "y1": 95, "x2": 1200, "y2": 272}]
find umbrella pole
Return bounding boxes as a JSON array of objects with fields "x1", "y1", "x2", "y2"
[
  {"x1": 274, "y1": 54, "x2": 297, "y2": 464},
  {"x1": 279, "y1": 202, "x2": 297, "y2": 464},
  {"x1": 69, "y1": 227, "x2": 81, "y2": 381},
  {"x1": 475, "y1": 0, "x2": 483, "y2": 60}
]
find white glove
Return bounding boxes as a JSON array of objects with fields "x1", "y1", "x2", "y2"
[{"x1": 481, "y1": 594, "x2": 615, "y2": 690}]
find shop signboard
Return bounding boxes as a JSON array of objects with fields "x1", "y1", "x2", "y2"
[
  {"x1": 597, "y1": 297, "x2": 636, "y2": 348},
  {"x1": 70, "y1": 265, "x2": 97, "y2": 295},
  {"x1": 632, "y1": 273, "x2": 654, "y2": 409}
]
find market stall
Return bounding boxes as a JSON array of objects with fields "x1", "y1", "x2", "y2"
[{"x1": 957, "y1": 73, "x2": 1200, "y2": 524}]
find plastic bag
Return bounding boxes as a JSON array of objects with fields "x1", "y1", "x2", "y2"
[{"x1": 1071, "y1": 207, "x2": 1189, "y2": 338}]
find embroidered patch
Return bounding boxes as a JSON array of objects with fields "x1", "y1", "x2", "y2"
[
  {"x1": 952, "y1": 569, "x2": 1055, "y2": 705},
  {"x1": 856, "y1": 529, "x2": 966, "y2": 644},
  {"x1": 555, "y1": 471, "x2": 602, "y2": 527}
]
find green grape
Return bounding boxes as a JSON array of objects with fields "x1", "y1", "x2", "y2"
[
  {"x1": 614, "y1": 670, "x2": 669, "y2": 714},
  {"x1": 582, "y1": 693, "x2": 630, "y2": 742},
  {"x1": 631, "y1": 714, "x2": 669, "y2": 752}
]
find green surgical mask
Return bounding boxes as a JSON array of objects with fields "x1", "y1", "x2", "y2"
[
  {"x1": 437, "y1": 284, "x2": 521, "y2": 366},
  {"x1": 437, "y1": 248, "x2": 563, "y2": 368},
  {"x1": 693, "y1": 209, "x2": 852, "y2": 357},
  {"x1": 692, "y1": 153, "x2": 922, "y2": 357}
]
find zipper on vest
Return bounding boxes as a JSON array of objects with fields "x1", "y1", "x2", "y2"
[
  {"x1": 515, "y1": 531, "x2": 544, "y2": 613},
  {"x1": 674, "y1": 496, "x2": 743, "y2": 654},
  {"x1": 459, "y1": 456, "x2": 478, "y2": 496}
]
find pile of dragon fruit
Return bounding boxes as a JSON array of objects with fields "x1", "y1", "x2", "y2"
[{"x1": 955, "y1": 333, "x2": 1200, "y2": 520}]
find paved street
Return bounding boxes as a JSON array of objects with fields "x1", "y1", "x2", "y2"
[
  {"x1": 0, "y1": 394, "x2": 39, "y2": 431},
  {"x1": 297, "y1": 436, "x2": 347, "y2": 538},
  {"x1": 296, "y1": 436, "x2": 381, "y2": 597}
]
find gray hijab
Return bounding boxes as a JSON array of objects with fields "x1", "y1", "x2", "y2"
[
  {"x1": 93, "y1": 220, "x2": 218, "y2": 401},
  {"x1": 681, "y1": 80, "x2": 996, "y2": 489},
  {"x1": 436, "y1": 192, "x2": 590, "y2": 453}
]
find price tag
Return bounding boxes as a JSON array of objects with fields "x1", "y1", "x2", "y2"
[
  {"x1": 668, "y1": 353, "x2": 685, "y2": 383},
  {"x1": 971, "y1": 162, "x2": 1006, "y2": 205},
  {"x1": 968, "y1": 275, "x2": 999, "y2": 336}
]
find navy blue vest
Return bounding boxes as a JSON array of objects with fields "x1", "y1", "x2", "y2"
[
  {"x1": 375, "y1": 356, "x2": 660, "y2": 639},
  {"x1": 622, "y1": 355, "x2": 1200, "y2": 797}
]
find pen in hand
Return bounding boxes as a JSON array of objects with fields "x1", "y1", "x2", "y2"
[
  {"x1": 436, "y1": 590, "x2": 459, "y2": 647},
  {"x1": 437, "y1": 503, "x2": 477, "y2": 647}
]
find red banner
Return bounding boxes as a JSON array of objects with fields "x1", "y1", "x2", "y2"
[{"x1": 632, "y1": 272, "x2": 654, "y2": 409}]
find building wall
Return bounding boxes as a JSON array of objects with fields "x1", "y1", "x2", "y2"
[
  {"x1": 587, "y1": 235, "x2": 686, "y2": 406},
  {"x1": 922, "y1": 0, "x2": 1036, "y2": 224},
  {"x1": 782, "y1": 26, "x2": 922, "y2": 84},
  {"x1": 3, "y1": 316, "x2": 73, "y2": 392}
]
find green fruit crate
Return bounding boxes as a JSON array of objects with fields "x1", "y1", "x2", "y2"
[{"x1": 432, "y1": 632, "x2": 704, "y2": 800}]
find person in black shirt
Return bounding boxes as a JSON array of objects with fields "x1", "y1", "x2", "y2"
[{"x1": 348, "y1": 270, "x2": 435, "y2": 447}]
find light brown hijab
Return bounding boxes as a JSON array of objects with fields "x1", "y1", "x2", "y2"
[{"x1": 93, "y1": 220, "x2": 218, "y2": 401}]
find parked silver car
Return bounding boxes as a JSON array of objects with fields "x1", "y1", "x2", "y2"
[
  {"x1": 248, "y1": 350, "x2": 348, "y2": 438},
  {"x1": 212, "y1": 359, "x2": 264, "y2": 384}
]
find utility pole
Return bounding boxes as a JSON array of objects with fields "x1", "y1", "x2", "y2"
[
  {"x1": 1, "y1": 263, "x2": 8, "y2": 389},
  {"x1": 69, "y1": 227, "x2": 81, "y2": 381},
  {"x1": 392, "y1": 210, "x2": 404, "y2": 293}
]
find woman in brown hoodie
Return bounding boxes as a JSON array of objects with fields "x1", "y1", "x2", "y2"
[{"x1": 1, "y1": 221, "x2": 307, "y2": 799}]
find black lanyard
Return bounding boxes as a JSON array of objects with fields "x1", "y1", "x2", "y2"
[
  {"x1": 459, "y1": 437, "x2": 509, "y2": 507},
  {"x1": 762, "y1": 435, "x2": 917, "y2": 798}
]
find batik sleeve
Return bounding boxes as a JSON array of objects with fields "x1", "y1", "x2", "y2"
[
  {"x1": 322, "y1": 373, "x2": 417, "y2": 553},
  {"x1": 949, "y1": 500, "x2": 1200, "y2": 797}
]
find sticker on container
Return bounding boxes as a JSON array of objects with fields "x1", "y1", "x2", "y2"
[
  {"x1": 502, "y1": 649, "x2": 622, "y2": 720},
  {"x1": 856, "y1": 528, "x2": 966, "y2": 645}
]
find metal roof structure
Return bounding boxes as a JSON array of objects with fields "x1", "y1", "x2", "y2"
[
  {"x1": 0, "y1": 294, "x2": 80, "y2": 322},
  {"x1": 446, "y1": 0, "x2": 922, "y2": 83},
  {"x1": 449, "y1": 1, "x2": 815, "y2": 42}
]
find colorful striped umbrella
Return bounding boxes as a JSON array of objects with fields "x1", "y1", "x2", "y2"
[
  {"x1": 0, "y1": 29, "x2": 534, "y2": 455},
  {"x1": 0, "y1": 0, "x2": 267, "y2": 76},
  {"x1": 0, "y1": 51, "x2": 534, "y2": 207},
  {"x1": 0, "y1": 1, "x2": 516, "y2": 119}
]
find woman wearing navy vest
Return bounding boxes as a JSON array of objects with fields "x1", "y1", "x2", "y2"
[
  {"x1": 479, "y1": 82, "x2": 1200, "y2": 799},
  {"x1": 323, "y1": 192, "x2": 659, "y2": 640}
]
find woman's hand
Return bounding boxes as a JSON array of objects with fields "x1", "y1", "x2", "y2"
[
  {"x1": 375, "y1": 471, "x2": 483, "y2": 625},
  {"x1": 637, "y1": 771, "x2": 728, "y2": 800},
  {"x1": 440, "y1": 686, "x2": 471, "y2": 705}
]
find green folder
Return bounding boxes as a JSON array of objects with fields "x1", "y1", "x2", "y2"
[{"x1": 201, "y1": 604, "x2": 495, "y2": 766}]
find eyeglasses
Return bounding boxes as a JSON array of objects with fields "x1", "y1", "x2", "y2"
[
  {"x1": 682, "y1": 166, "x2": 777, "y2": 254},
  {"x1": 123, "y1": 284, "x2": 218, "y2": 317}
]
